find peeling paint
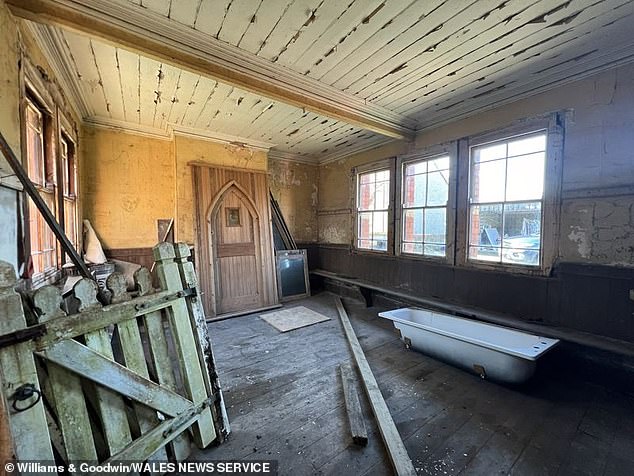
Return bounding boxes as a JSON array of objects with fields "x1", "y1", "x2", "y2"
[{"x1": 567, "y1": 227, "x2": 591, "y2": 258}]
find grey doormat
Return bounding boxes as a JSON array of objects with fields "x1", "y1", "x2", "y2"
[{"x1": 260, "y1": 306, "x2": 331, "y2": 332}]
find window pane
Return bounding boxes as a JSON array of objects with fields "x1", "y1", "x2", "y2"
[
  {"x1": 469, "y1": 245, "x2": 501, "y2": 262},
  {"x1": 424, "y1": 208, "x2": 446, "y2": 245},
  {"x1": 507, "y1": 133, "x2": 546, "y2": 157},
  {"x1": 427, "y1": 171, "x2": 449, "y2": 206},
  {"x1": 501, "y1": 202, "x2": 541, "y2": 265},
  {"x1": 402, "y1": 242, "x2": 423, "y2": 255},
  {"x1": 428, "y1": 156, "x2": 449, "y2": 171},
  {"x1": 358, "y1": 212, "x2": 373, "y2": 240},
  {"x1": 424, "y1": 244, "x2": 446, "y2": 257},
  {"x1": 358, "y1": 239, "x2": 373, "y2": 250},
  {"x1": 506, "y1": 153, "x2": 545, "y2": 201},
  {"x1": 473, "y1": 143, "x2": 506, "y2": 163},
  {"x1": 403, "y1": 174, "x2": 426, "y2": 208},
  {"x1": 469, "y1": 203, "x2": 503, "y2": 250},
  {"x1": 358, "y1": 183, "x2": 374, "y2": 211},
  {"x1": 360, "y1": 172, "x2": 373, "y2": 184},
  {"x1": 375, "y1": 170, "x2": 390, "y2": 182},
  {"x1": 471, "y1": 159, "x2": 505, "y2": 203},
  {"x1": 375, "y1": 180, "x2": 389, "y2": 209},
  {"x1": 405, "y1": 161, "x2": 426, "y2": 176},
  {"x1": 403, "y1": 209, "x2": 424, "y2": 243}
]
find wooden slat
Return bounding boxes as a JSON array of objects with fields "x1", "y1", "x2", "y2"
[
  {"x1": 0, "y1": 263, "x2": 55, "y2": 464},
  {"x1": 153, "y1": 243, "x2": 217, "y2": 448},
  {"x1": 401, "y1": 2, "x2": 633, "y2": 121},
  {"x1": 91, "y1": 38, "x2": 126, "y2": 120},
  {"x1": 304, "y1": 0, "x2": 415, "y2": 79},
  {"x1": 134, "y1": 267, "x2": 191, "y2": 460},
  {"x1": 36, "y1": 288, "x2": 178, "y2": 349},
  {"x1": 99, "y1": 398, "x2": 210, "y2": 467},
  {"x1": 37, "y1": 339, "x2": 193, "y2": 416},
  {"x1": 255, "y1": 0, "x2": 323, "y2": 60},
  {"x1": 381, "y1": 0, "x2": 607, "y2": 111},
  {"x1": 274, "y1": 0, "x2": 361, "y2": 68},
  {"x1": 194, "y1": 0, "x2": 233, "y2": 37},
  {"x1": 216, "y1": 242, "x2": 256, "y2": 258},
  {"x1": 32, "y1": 285, "x2": 98, "y2": 462},
  {"x1": 339, "y1": 363, "x2": 368, "y2": 446},
  {"x1": 169, "y1": 0, "x2": 200, "y2": 27},
  {"x1": 76, "y1": 279, "x2": 133, "y2": 457},
  {"x1": 173, "y1": 243, "x2": 230, "y2": 437},
  {"x1": 334, "y1": 296, "x2": 416, "y2": 476},
  {"x1": 116, "y1": 48, "x2": 141, "y2": 124},
  {"x1": 236, "y1": 0, "x2": 293, "y2": 53},
  {"x1": 217, "y1": 0, "x2": 263, "y2": 47},
  {"x1": 317, "y1": 0, "x2": 445, "y2": 85}
]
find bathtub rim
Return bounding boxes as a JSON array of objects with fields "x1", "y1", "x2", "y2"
[{"x1": 379, "y1": 307, "x2": 559, "y2": 361}]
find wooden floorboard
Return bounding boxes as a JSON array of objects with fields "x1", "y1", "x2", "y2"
[{"x1": 189, "y1": 292, "x2": 634, "y2": 476}]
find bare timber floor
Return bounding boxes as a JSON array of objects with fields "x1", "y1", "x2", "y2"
[{"x1": 189, "y1": 292, "x2": 634, "y2": 476}]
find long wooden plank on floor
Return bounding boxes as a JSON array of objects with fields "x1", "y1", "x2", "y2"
[
  {"x1": 339, "y1": 364, "x2": 368, "y2": 446},
  {"x1": 334, "y1": 296, "x2": 416, "y2": 476}
]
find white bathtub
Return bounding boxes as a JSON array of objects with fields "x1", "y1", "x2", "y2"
[{"x1": 379, "y1": 307, "x2": 559, "y2": 384}]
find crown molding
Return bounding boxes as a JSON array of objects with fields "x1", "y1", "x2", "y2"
[
  {"x1": 267, "y1": 150, "x2": 320, "y2": 166},
  {"x1": 24, "y1": 21, "x2": 92, "y2": 119},
  {"x1": 84, "y1": 117, "x2": 172, "y2": 140},
  {"x1": 319, "y1": 138, "x2": 401, "y2": 165},
  {"x1": 8, "y1": 0, "x2": 417, "y2": 140},
  {"x1": 84, "y1": 116, "x2": 277, "y2": 152},
  {"x1": 171, "y1": 125, "x2": 275, "y2": 152}
]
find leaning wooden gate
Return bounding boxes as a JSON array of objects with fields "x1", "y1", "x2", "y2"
[{"x1": 0, "y1": 242, "x2": 229, "y2": 471}]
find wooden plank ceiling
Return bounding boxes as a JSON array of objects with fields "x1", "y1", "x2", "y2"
[{"x1": 20, "y1": 0, "x2": 634, "y2": 162}]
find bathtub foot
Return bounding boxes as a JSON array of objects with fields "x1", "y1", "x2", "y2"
[
  {"x1": 473, "y1": 364, "x2": 487, "y2": 379},
  {"x1": 404, "y1": 337, "x2": 412, "y2": 350}
]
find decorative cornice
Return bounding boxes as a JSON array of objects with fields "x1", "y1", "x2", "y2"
[
  {"x1": 267, "y1": 150, "x2": 319, "y2": 166},
  {"x1": 24, "y1": 21, "x2": 92, "y2": 118},
  {"x1": 8, "y1": 0, "x2": 417, "y2": 140},
  {"x1": 319, "y1": 138, "x2": 401, "y2": 165},
  {"x1": 84, "y1": 116, "x2": 277, "y2": 152},
  {"x1": 171, "y1": 125, "x2": 275, "y2": 152}
]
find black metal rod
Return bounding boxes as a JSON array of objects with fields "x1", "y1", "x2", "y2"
[{"x1": 0, "y1": 130, "x2": 92, "y2": 279}]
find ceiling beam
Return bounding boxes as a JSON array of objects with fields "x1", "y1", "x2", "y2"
[{"x1": 7, "y1": 0, "x2": 416, "y2": 141}]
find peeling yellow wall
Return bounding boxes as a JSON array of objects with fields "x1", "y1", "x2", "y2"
[
  {"x1": 174, "y1": 134, "x2": 268, "y2": 244},
  {"x1": 81, "y1": 129, "x2": 269, "y2": 249},
  {"x1": 0, "y1": 2, "x2": 20, "y2": 180},
  {"x1": 268, "y1": 158, "x2": 319, "y2": 243},
  {"x1": 81, "y1": 127, "x2": 175, "y2": 249}
]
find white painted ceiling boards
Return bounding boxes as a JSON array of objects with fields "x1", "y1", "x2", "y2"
[{"x1": 16, "y1": 0, "x2": 634, "y2": 163}]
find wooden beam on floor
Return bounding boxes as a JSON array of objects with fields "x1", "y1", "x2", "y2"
[
  {"x1": 6, "y1": 0, "x2": 416, "y2": 141},
  {"x1": 339, "y1": 363, "x2": 368, "y2": 446},
  {"x1": 334, "y1": 296, "x2": 416, "y2": 476}
]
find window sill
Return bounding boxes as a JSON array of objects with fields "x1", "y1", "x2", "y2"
[{"x1": 460, "y1": 259, "x2": 551, "y2": 277}]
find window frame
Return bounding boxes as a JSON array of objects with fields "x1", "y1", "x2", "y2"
[
  {"x1": 455, "y1": 114, "x2": 563, "y2": 276},
  {"x1": 352, "y1": 158, "x2": 396, "y2": 255},
  {"x1": 20, "y1": 58, "x2": 81, "y2": 287},
  {"x1": 395, "y1": 143, "x2": 457, "y2": 264}
]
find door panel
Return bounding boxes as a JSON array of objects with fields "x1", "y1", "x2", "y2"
[{"x1": 213, "y1": 188, "x2": 261, "y2": 314}]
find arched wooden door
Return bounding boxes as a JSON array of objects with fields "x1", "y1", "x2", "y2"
[{"x1": 210, "y1": 184, "x2": 263, "y2": 314}]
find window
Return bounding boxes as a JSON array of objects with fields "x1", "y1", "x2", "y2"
[
  {"x1": 61, "y1": 135, "x2": 78, "y2": 251},
  {"x1": 356, "y1": 168, "x2": 391, "y2": 251},
  {"x1": 401, "y1": 155, "x2": 450, "y2": 257},
  {"x1": 467, "y1": 131, "x2": 547, "y2": 266},
  {"x1": 23, "y1": 82, "x2": 80, "y2": 284},
  {"x1": 25, "y1": 97, "x2": 58, "y2": 278}
]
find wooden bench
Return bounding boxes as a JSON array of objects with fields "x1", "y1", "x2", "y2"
[{"x1": 311, "y1": 269, "x2": 634, "y2": 359}]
